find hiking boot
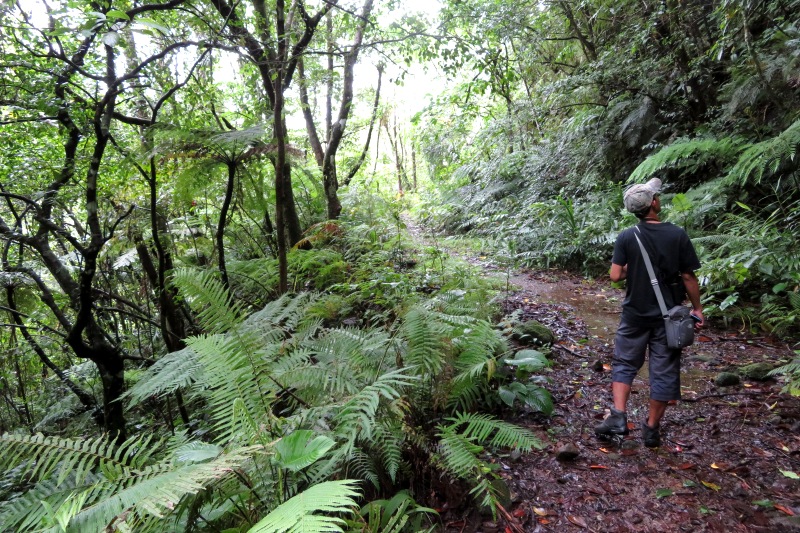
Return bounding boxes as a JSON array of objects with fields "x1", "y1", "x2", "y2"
[
  {"x1": 642, "y1": 422, "x2": 661, "y2": 447},
  {"x1": 595, "y1": 408, "x2": 629, "y2": 438}
]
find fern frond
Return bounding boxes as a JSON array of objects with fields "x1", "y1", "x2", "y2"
[
  {"x1": 446, "y1": 379, "x2": 484, "y2": 412},
  {"x1": 435, "y1": 428, "x2": 484, "y2": 481},
  {"x1": 343, "y1": 449, "x2": 380, "y2": 488},
  {"x1": 443, "y1": 412, "x2": 543, "y2": 452},
  {"x1": 123, "y1": 345, "x2": 202, "y2": 406},
  {"x1": 0, "y1": 433, "x2": 256, "y2": 532},
  {"x1": 248, "y1": 480, "x2": 361, "y2": 533},
  {"x1": 400, "y1": 308, "x2": 449, "y2": 376},
  {"x1": 374, "y1": 421, "x2": 405, "y2": 484},
  {"x1": 725, "y1": 119, "x2": 800, "y2": 186},
  {"x1": 0, "y1": 432, "x2": 161, "y2": 487},
  {"x1": 182, "y1": 333, "x2": 276, "y2": 444},
  {"x1": 170, "y1": 267, "x2": 244, "y2": 334},
  {"x1": 629, "y1": 137, "x2": 744, "y2": 183},
  {"x1": 333, "y1": 368, "x2": 416, "y2": 447},
  {"x1": 247, "y1": 292, "x2": 316, "y2": 334},
  {"x1": 769, "y1": 357, "x2": 800, "y2": 396}
]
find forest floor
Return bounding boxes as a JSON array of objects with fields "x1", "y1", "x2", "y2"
[{"x1": 410, "y1": 228, "x2": 800, "y2": 533}]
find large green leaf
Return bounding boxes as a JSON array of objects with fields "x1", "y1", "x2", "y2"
[{"x1": 274, "y1": 430, "x2": 335, "y2": 473}]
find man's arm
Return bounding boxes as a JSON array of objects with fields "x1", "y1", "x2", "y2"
[
  {"x1": 682, "y1": 271, "x2": 704, "y2": 326},
  {"x1": 610, "y1": 263, "x2": 627, "y2": 282}
]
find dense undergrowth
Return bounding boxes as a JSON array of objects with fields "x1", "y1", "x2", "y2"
[{"x1": 0, "y1": 191, "x2": 554, "y2": 532}]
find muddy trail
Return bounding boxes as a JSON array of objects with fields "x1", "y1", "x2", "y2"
[{"x1": 407, "y1": 226, "x2": 800, "y2": 533}]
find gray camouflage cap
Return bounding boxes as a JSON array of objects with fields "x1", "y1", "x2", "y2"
[{"x1": 623, "y1": 178, "x2": 662, "y2": 213}]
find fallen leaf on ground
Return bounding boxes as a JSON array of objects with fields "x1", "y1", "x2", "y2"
[
  {"x1": 590, "y1": 464, "x2": 609, "y2": 469},
  {"x1": 774, "y1": 504, "x2": 795, "y2": 516},
  {"x1": 567, "y1": 515, "x2": 588, "y2": 528},
  {"x1": 599, "y1": 447, "x2": 610, "y2": 453},
  {"x1": 533, "y1": 507, "x2": 547, "y2": 516},
  {"x1": 701, "y1": 481, "x2": 721, "y2": 491}
]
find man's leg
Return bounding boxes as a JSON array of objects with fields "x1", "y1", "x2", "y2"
[
  {"x1": 612, "y1": 381, "x2": 631, "y2": 412},
  {"x1": 596, "y1": 321, "x2": 647, "y2": 438},
  {"x1": 644, "y1": 326, "x2": 681, "y2": 447},
  {"x1": 647, "y1": 399, "x2": 667, "y2": 428}
]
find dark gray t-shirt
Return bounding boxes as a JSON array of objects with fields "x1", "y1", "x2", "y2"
[{"x1": 612, "y1": 222, "x2": 701, "y2": 326}]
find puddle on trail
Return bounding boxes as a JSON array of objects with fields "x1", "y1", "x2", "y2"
[{"x1": 508, "y1": 272, "x2": 620, "y2": 341}]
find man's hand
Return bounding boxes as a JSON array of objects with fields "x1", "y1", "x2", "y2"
[
  {"x1": 690, "y1": 310, "x2": 704, "y2": 328},
  {"x1": 610, "y1": 263, "x2": 627, "y2": 282}
]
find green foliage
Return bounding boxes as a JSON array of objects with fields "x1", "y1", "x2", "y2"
[
  {"x1": 346, "y1": 490, "x2": 437, "y2": 533},
  {"x1": 693, "y1": 200, "x2": 800, "y2": 333},
  {"x1": 248, "y1": 480, "x2": 361, "y2": 533},
  {"x1": 629, "y1": 138, "x2": 745, "y2": 184},
  {"x1": 170, "y1": 267, "x2": 245, "y2": 334},
  {"x1": 769, "y1": 353, "x2": 800, "y2": 397},
  {"x1": 436, "y1": 412, "x2": 543, "y2": 515},
  {"x1": 0, "y1": 432, "x2": 253, "y2": 532},
  {"x1": 725, "y1": 119, "x2": 800, "y2": 187}
]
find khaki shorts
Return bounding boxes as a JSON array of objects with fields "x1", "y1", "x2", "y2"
[{"x1": 612, "y1": 318, "x2": 682, "y2": 401}]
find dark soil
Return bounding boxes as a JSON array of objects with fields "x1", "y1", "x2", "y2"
[{"x1": 449, "y1": 265, "x2": 800, "y2": 533}]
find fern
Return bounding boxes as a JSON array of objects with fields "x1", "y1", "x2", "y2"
[
  {"x1": 769, "y1": 355, "x2": 800, "y2": 396},
  {"x1": 248, "y1": 480, "x2": 360, "y2": 533},
  {"x1": 333, "y1": 368, "x2": 417, "y2": 449},
  {"x1": 0, "y1": 433, "x2": 256, "y2": 532},
  {"x1": 628, "y1": 137, "x2": 744, "y2": 183},
  {"x1": 725, "y1": 119, "x2": 800, "y2": 186},
  {"x1": 434, "y1": 412, "x2": 543, "y2": 516},
  {"x1": 123, "y1": 345, "x2": 202, "y2": 406},
  {"x1": 443, "y1": 412, "x2": 543, "y2": 452},
  {"x1": 170, "y1": 267, "x2": 245, "y2": 334},
  {"x1": 400, "y1": 307, "x2": 449, "y2": 376}
]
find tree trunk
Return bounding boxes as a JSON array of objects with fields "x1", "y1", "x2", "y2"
[
  {"x1": 217, "y1": 162, "x2": 236, "y2": 290},
  {"x1": 95, "y1": 353, "x2": 126, "y2": 441}
]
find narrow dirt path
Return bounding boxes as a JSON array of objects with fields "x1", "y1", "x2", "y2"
[{"x1": 405, "y1": 219, "x2": 800, "y2": 533}]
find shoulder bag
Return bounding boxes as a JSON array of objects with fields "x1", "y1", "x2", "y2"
[{"x1": 633, "y1": 227, "x2": 695, "y2": 350}]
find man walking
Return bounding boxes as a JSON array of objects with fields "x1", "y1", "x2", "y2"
[{"x1": 595, "y1": 178, "x2": 704, "y2": 447}]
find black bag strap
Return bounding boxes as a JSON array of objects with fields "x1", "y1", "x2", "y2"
[{"x1": 633, "y1": 226, "x2": 669, "y2": 319}]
